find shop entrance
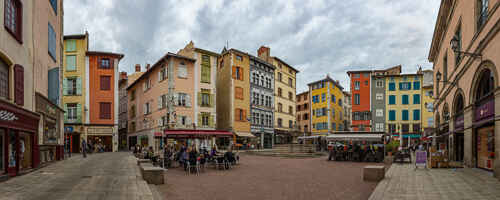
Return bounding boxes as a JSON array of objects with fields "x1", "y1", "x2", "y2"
[
  {"x1": 455, "y1": 132, "x2": 464, "y2": 162},
  {"x1": 7, "y1": 130, "x2": 16, "y2": 176},
  {"x1": 263, "y1": 133, "x2": 272, "y2": 149},
  {"x1": 88, "y1": 136, "x2": 113, "y2": 152},
  {"x1": 72, "y1": 135, "x2": 80, "y2": 153},
  {"x1": 0, "y1": 129, "x2": 4, "y2": 174},
  {"x1": 476, "y1": 126, "x2": 495, "y2": 170}
]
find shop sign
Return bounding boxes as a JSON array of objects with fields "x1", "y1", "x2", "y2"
[
  {"x1": 0, "y1": 110, "x2": 19, "y2": 121},
  {"x1": 88, "y1": 127, "x2": 113, "y2": 135},
  {"x1": 65, "y1": 126, "x2": 74, "y2": 133},
  {"x1": 475, "y1": 99, "x2": 494, "y2": 122},
  {"x1": 415, "y1": 150, "x2": 427, "y2": 168}
]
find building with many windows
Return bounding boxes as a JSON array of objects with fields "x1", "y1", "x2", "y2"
[
  {"x1": 249, "y1": 55, "x2": 275, "y2": 148},
  {"x1": 385, "y1": 73, "x2": 423, "y2": 143},
  {"x1": 118, "y1": 72, "x2": 128, "y2": 150},
  {"x1": 347, "y1": 66, "x2": 401, "y2": 131},
  {"x1": 371, "y1": 75, "x2": 386, "y2": 132},
  {"x1": 342, "y1": 91, "x2": 352, "y2": 131},
  {"x1": 127, "y1": 53, "x2": 200, "y2": 152},
  {"x1": 428, "y1": 0, "x2": 500, "y2": 174},
  {"x1": 62, "y1": 33, "x2": 124, "y2": 153},
  {"x1": 308, "y1": 76, "x2": 344, "y2": 135},
  {"x1": 257, "y1": 46, "x2": 299, "y2": 144},
  {"x1": 296, "y1": 91, "x2": 311, "y2": 136}
]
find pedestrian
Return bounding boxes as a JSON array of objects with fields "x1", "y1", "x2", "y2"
[{"x1": 82, "y1": 139, "x2": 87, "y2": 158}]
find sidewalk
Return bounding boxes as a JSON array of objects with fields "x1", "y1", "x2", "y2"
[
  {"x1": 0, "y1": 152, "x2": 153, "y2": 200},
  {"x1": 369, "y1": 163, "x2": 500, "y2": 200}
]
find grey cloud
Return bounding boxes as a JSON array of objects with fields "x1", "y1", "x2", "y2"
[{"x1": 64, "y1": 0, "x2": 440, "y2": 92}]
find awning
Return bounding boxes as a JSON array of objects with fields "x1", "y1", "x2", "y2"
[
  {"x1": 298, "y1": 136, "x2": 321, "y2": 140},
  {"x1": 154, "y1": 132, "x2": 163, "y2": 137},
  {"x1": 391, "y1": 134, "x2": 421, "y2": 139},
  {"x1": 164, "y1": 130, "x2": 233, "y2": 138},
  {"x1": 326, "y1": 134, "x2": 384, "y2": 141},
  {"x1": 234, "y1": 132, "x2": 255, "y2": 137}
]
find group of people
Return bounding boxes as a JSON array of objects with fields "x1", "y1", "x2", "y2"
[
  {"x1": 328, "y1": 143, "x2": 384, "y2": 162},
  {"x1": 162, "y1": 145, "x2": 238, "y2": 171},
  {"x1": 81, "y1": 139, "x2": 107, "y2": 158}
]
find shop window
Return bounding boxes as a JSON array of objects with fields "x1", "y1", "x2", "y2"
[
  {"x1": 19, "y1": 132, "x2": 32, "y2": 170},
  {"x1": 413, "y1": 124, "x2": 421, "y2": 133},
  {"x1": 0, "y1": 60, "x2": 9, "y2": 99},
  {"x1": 402, "y1": 124, "x2": 410, "y2": 133},
  {"x1": 14, "y1": 65, "x2": 23, "y2": 106},
  {"x1": 0, "y1": 130, "x2": 4, "y2": 172}
]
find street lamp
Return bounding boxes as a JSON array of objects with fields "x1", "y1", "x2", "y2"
[{"x1": 450, "y1": 36, "x2": 481, "y2": 58}]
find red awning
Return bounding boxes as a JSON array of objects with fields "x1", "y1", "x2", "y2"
[
  {"x1": 164, "y1": 130, "x2": 233, "y2": 138},
  {"x1": 154, "y1": 132, "x2": 163, "y2": 137}
]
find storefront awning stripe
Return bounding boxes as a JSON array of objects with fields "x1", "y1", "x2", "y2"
[{"x1": 234, "y1": 132, "x2": 255, "y2": 137}]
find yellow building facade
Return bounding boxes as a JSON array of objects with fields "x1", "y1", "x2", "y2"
[
  {"x1": 309, "y1": 76, "x2": 344, "y2": 135},
  {"x1": 62, "y1": 33, "x2": 89, "y2": 138},
  {"x1": 385, "y1": 74, "x2": 424, "y2": 138},
  {"x1": 216, "y1": 48, "x2": 251, "y2": 136}
]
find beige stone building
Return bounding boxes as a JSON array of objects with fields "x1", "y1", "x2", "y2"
[
  {"x1": 257, "y1": 46, "x2": 299, "y2": 143},
  {"x1": 428, "y1": 0, "x2": 500, "y2": 177},
  {"x1": 0, "y1": 0, "x2": 64, "y2": 176}
]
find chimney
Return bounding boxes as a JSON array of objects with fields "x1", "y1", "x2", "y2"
[
  {"x1": 257, "y1": 46, "x2": 270, "y2": 62},
  {"x1": 135, "y1": 64, "x2": 141, "y2": 72},
  {"x1": 146, "y1": 64, "x2": 151, "y2": 71},
  {"x1": 120, "y1": 72, "x2": 127, "y2": 79}
]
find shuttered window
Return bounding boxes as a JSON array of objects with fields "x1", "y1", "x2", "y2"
[
  {"x1": 14, "y1": 65, "x2": 23, "y2": 105},
  {"x1": 100, "y1": 102, "x2": 112, "y2": 119},
  {"x1": 100, "y1": 76, "x2": 111, "y2": 90},
  {"x1": 235, "y1": 87, "x2": 243, "y2": 100},
  {"x1": 48, "y1": 23, "x2": 56, "y2": 61},
  {"x1": 48, "y1": 68, "x2": 59, "y2": 104},
  {"x1": 234, "y1": 109, "x2": 246, "y2": 122},
  {"x1": 201, "y1": 55, "x2": 210, "y2": 83},
  {"x1": 0, "y1": 60, "x2": 9, "y2": 99},
  {"x1": 65, "y1": 40, "x2": 76, "y2": 52},
  {"x1": 66, "y1": 55, "x2": 76, "y2": 71},
  {"x1": 232, "y1": 66, "x2": 243, "y2": 80}
]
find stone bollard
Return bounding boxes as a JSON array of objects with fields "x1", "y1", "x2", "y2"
[{"x1": 363, "y1": 165, "x2": 385, "y2": 182}]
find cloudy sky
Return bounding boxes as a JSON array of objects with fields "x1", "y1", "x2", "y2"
[{"x1": 64, "y1": 0, "x2": 440, "y2": 92}]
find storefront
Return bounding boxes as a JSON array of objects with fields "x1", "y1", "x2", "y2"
[
  {"x1": 164, "y1": 130, "x2": 233, "y2": 151},
  {"x1": 86, "y1": 127, "x2": 115, "y2": 152},
  {"x1": 0, "y1": 101, "x2": 40, "y2": 177},
  {"x1": 474, "y1": 97, "x2": 495, "y2": 170},
  {"x1": 64, "y1": 126, "x2": 81, "y2": 153},
  {"x1": 36, "y1": 93, "x2": 64, "y2": 164},
  {"x1": 453, "y1": 113, "x2": 464, "y2": 162}
]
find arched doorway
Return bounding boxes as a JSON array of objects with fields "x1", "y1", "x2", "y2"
[
  {"x1": 472, "y1": 67, "x2": 496, "y2": 170},
  {"x1": 452, "y1": 92, "x2": 465, "y2": 162}
]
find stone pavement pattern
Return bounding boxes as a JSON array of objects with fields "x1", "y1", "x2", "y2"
[
  {"x1": 158, "y1": 154, "x2": 384, "y2": 200},
  {"x1": 369, "y1": 164, "x2": 500, "y2": 200},
  {"x1": 0, "y1": 152, "x2": 153, "y2": 200}
]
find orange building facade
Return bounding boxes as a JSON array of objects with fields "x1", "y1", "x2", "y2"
[
  {"x1": 347, "y1": 71, "x2": 372, "y2": 131},
  {"x1": 85, "y1": 51, "x2": 123, "y2": 152}
]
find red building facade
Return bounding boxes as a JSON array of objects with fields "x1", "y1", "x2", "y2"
[{"x1": 347, "y1": 71, "x2": 372, "y2": 131}]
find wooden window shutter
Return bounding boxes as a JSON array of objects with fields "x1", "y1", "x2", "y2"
[
  {"x1": 232, "y1": 66, "x2": 236, "y2": 79},
  {"x1": 239, "y1": 68, "x2": 244, "y2": 81},
  {"x1": 242, "y1": 109, "x2": 246, "y2": 121},
  {"x1": 14, "y1": 64, "x2": 24, "y2": 106},
  {"x1": 110, "y1": 58, "x2": 114, "y2": 69},
  {"x1": 234, "y1": 109, "x2": 239, "y2": 121}
]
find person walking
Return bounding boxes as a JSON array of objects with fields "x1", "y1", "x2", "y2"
[{"x1": 82, "y1": 139, "x2": 87, "y2": 158}]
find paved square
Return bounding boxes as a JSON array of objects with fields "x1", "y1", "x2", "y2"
[
  {"x1": 157, "y1": 154, "x2": 384, "y2": 200},
  {"x1": 0, "y1": 152, "x2": 153, "y2": 200},
  {"x1": 369, "y1": 164, "x2": 500, "y2": 200}
]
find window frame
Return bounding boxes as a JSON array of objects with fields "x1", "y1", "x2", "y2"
[
  {"x1": 100, "y1": 75, "x2": 111, "y2": 91},
  {"x1": 100, "y1": 58, "x2": 111, "y2": 69},
  {"x1": 99, "y1": 102, "x2": 112, "y2": 119},
  {"x1": 4, "y1": 0, "x2": 23, "y2": 43}
]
